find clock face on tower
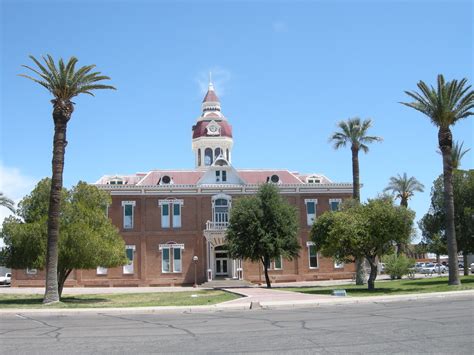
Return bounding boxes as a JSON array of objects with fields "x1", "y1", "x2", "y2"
[{"x1": 206, "y1": 122, "x2": 220, "y2": 136}]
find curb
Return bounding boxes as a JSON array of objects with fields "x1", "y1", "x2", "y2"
[{"x1": 0, "y1": 290, "x2": 472, "y2": 316}]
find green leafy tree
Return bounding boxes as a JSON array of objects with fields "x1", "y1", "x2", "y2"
[
  {"x1": 401, "y1": 75, "x2": 474, "y2": 285},
  {"x1": 311, "y1": 197, "x2": 414, "y2": 290},
  {"x1": 329, "y1": 117, "x2": 382, "y2": 284},
  {"x1": 384, "y1": 173, "x2": 424, "y2": 255},
  {"x1": 422, "y1": 170, "x2": 474, "y2": 275},
  {"x1": 0, "y1": 192, "x2": 15, "y2": 213},
  {"x1": 226, "y1": 184, "x2": 300, "y2": 288},
  {"x1": 20, "y1": 55, "x2": 116, "y2": 304},
  {"x1": 1, "y1": 179, "x2": 127, "y2": 298}
]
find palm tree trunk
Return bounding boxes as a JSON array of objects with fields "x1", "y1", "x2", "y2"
[
  {"x1": 351, "y1": 146, "x2": 360, "y2": 202},
  {"x1": 438, "y1": 127, "x2": 460, "y2": 285},
  {"x1": 43, "y1": 99, "x2": 73, "y2": 304},
  {"x1": 351, "y1": 146, "x2": 365, "y2": 285}
]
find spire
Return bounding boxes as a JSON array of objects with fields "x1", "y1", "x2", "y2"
[{"x1": 202, "y1": 72, "x2": 219, "y2": 103}]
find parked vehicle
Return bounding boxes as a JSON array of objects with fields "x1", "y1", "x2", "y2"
[
  {"x1": 414, "y1": 262, "x2": 426, "y2": 273},
  {"x1": 470, "y1": 263, "x2": 474, "y2": 273},
  {"x1": 0, "y1": 273, "x2": 11, "y2": 286},
  {"x1": 421, "y1": 263, "x2": 447, "y2": 275}
]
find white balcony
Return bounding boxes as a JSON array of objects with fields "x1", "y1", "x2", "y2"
[{"x1": 205, "y1": 220, "x2": 229, "y2": 231}]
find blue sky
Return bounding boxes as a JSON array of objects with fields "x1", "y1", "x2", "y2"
[{"x1": 1, "y1": 0, "x2": 473, "y2": 241}]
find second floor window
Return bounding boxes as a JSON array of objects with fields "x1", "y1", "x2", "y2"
[
  {"x1": 122, "y1": 201, "x2": 136, "y2": 229},
  {"x1": 305, "y1": 199, "x2": 317, "y2": 226},
  {"x1": 159, "y1": 199, "x2": 184, "y2": 229}
]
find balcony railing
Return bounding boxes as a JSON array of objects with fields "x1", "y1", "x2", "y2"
[{"x1": 205, "y1": 220, "x2": 229, "y2": 231}]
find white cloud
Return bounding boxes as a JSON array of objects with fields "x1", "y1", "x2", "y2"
[
  {"x1": 196, "y1": 67, "x2": 232, "y2": 97},
  {"x1": 272, "y1": 21, "x2": 288, "y2": 33},
  {"x1": 0, "y1": 162, "x2": 38, "y2": 225}
]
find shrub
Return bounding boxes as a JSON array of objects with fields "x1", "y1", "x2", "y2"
[{"x1": 383, "y1": 254, "x2": 414, "y2": 279}]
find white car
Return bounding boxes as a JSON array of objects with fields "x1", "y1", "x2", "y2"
[
  {"x1": 421, "y1": 263, "x2": 447, "y2": 275},
  {"x1": 0, "y1": 273, "x2": 11, "y2": 286},
  {"x1": 470, "y1": 263, "x2": 474, "y2": 273}
]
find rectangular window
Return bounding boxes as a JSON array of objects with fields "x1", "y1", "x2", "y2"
[
  {"x1": 161, "y1": 203, "x2": 170, "y2": 228},
  {"x1": 274, "y1": 256, "x2": 282, "y2": 270},
  {"x1": 308, "y1": 243, "x2": 318, "y2": 268},
  {"x1": 123, "y1": 245, "x2": 135, "y2": 274},
  {"x1": 334, "y1": 260, "x2": 344, "y2": 269},
  {"x1": 173, "y1": 203, "x2": 181, "y2": 228},
  {"x1": 216, "y1": 170, "x2": 220, "y2": 182},
  {"x1": 96, "y1": 266, "x2": 108, "y2": 275},
  {"x1": 123, "y1": 202, "x2": 134, "y2": 229},
  {"x1": 305, "y1": 199, "x2": 317, "y2": 226},
  {"x1": 162, "y1": 248, "x2": 170, "y2": 272},
  {"x1": 222, "y1": 171, "x2": 227, "y2": 182},
  {"x1": 173, "y1": 248, "x2": 182, "y2": 272},
  {"x1": 26, "y1": 268, "x2": 37, "y2": 275},
  {"x1": 330, "y1": 199, "x2": 342, "y2": 212}
]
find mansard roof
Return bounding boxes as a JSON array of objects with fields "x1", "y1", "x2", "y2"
[
  {"x1": 192, "y1": 119, "x2": 233, "y2": 139},
  {"x1": 95, "y1": 169, "x2": 334, "y2": 186}
]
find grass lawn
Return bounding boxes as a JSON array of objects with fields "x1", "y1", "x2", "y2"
[
  {"x1": 282, "y1": 275, "x2": 474, "y2": 297},
  {"x1": 0, "y1": 290, "x2": 238, "y2": 309}
]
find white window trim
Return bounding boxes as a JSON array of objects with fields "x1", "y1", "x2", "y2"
[
  {"x1": 334, "y1": 260, "x2": 344, "y2": 269},
  {"x1": 123, "y1": 245, "x2": 136, "y2": 274},
  {"x1": 26, "y1": 268, "x2": 37, "y2": 275},
  {"x1": 306, "y1": 241, "x2": 319, "y2": 269},
  {"x1": 304, "y1": 199, "x2": 318, "y2": 226},
  {"x1": 96, "y1": 266, "x2": 108, "y2": 275},
  {"x1": 122, "y1": 201, "x2": 136, "y2": 229},
  {"x1": 329, "y1": 198, "x2": 342, "y2": 211},
  {"x1": 264, "y1": 256, "x2": 283, "y2": 270},
  {"x1": 159, "y1": 199, "x2": 184, "y2": 229},
  {"x1": 159, "y1": 243, "x2": 185, "y2": 273}
]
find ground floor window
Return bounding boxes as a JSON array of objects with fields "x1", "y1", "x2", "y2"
[
  {"x1": 265, "y1": 256, "x2": 283, "y2": 270},
  {"x1": 123, "y1": 245, "x2": 135, "y2": 274},
  {"x1": 307, "y1": 242, "x2": 318, "y2": 268},
  {"x1": 159, "y1": 242, "x2": 184, "y2": 273},
  {"x1": 96, "y1": 266, "x2": 108, "y2": 275},
  {"x1": 26, "y1": 268, "x2": 37, "y2": 275},
  {"x1": 334, "y1": 260, "x2": 344, "y2": 269}
]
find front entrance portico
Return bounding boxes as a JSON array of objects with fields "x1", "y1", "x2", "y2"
[{"x1": 204, "y1": 227, "x2": 242, "y2": 281}]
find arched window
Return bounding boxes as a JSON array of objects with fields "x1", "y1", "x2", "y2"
[
  {"x1": 205, "y1": 148, "x2": 213, "y2": 166},
  {"x1": 198, "y1": 149, "x2": 201, "y2": 166},
  {"x1": 226, "y1": 149, "x2": 229, "y2": 160},
  {"x1": 214, "y1": 198, "x2": 229, "y2": 223},
  {"x1": 215, "y1": 147, "x2": 222, "y2": 158}
]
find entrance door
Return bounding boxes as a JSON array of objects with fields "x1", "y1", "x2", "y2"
[{"x1": 215, "y1": 246, "x2": 228, "y2": 276}]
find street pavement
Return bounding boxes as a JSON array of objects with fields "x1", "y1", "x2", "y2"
[{"x1": 0, "y1": 295, "x2": 472, "y2": 354}]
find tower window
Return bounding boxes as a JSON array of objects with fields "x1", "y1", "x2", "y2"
[
  {"x1": 205, "y1": 148, "x2": 213, "y2": 166},
  {"x1": 198, "y1": 149, "x2": 201, "y2": 166},
  {"x1": 215, "y1": 147, "x2": 222, "y2": 158}
]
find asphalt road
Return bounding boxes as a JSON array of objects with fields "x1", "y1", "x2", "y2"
[{"x1": 1, "y1": 296, "x2": 473, "y2": 354}]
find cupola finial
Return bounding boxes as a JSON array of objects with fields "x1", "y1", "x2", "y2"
[{"x1": 208, "y1": 71, "x2": 214, "y2": 90}]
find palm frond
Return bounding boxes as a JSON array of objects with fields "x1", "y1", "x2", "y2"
[{"x1": 20, "y1": 55, "x2": 116, "y2": 100}]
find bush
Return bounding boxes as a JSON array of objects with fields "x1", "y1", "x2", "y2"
[{"x1": 383, "y1": 254, "x2": 414, "y2": 279}]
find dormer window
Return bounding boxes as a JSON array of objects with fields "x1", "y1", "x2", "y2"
[
  {"x1": 215, "y1": 170, "x2": 227, "y2": 183},
  {"x1": 306, "y1": 176, "x2": 321, "y2": 184},
  {"x1": 206, "y1": 121, "x2": 221, "y2": 136},
  {"x1": 270, "y1": 174, "x2": 280, "y2": 184},
  {"x1": 159, "y1": 175, "x2": 173, "y2": 185},
  {"x1": 108, "y1": 178, "x2": 124, "y2": 185}
]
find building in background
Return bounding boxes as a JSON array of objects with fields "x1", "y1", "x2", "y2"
[{"x1": 13, "y1": 81, "x2": 354, "y2": 287}]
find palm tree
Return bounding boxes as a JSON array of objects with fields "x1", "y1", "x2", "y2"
[
  {"x1": 20, "y1": 55, "x2": 116, "y2": 303},
  {"x1": 384, "y1": 173, "x2": 424, "y2": 208},
  {"x1": 451, "y1": 141, "x2": 470, "y2": 169},
  {"x1": 0, "y1": 192, "x2": 15, "y2": 213},
  {"x1": 402, "y1": 74, "x2": 474, "y2": 286},
  {"x1": 384, "y1": 173, "x2": 424, "y2": 255},
  {"x1": 330, "y1": 117, "x2": 382, "y2": 284}
]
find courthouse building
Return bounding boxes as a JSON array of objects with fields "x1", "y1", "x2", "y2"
[{"x1": 13, "y1": 82, "x2": 354, "y2": 287}]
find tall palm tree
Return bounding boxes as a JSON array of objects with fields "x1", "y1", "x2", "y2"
[
  {"x1": 451, "y1": 141, "x2": 470, "y2": 169},
  {"x1": 402, "y1": 74, "x2": 474, "y2": 286},
  {"x1": 384, "y1": 173, "x2": 424, "y2": 255},
  {"x1": 330, "y1": 117, "x2": 382, "y2": 284},
  {"x1": 0, "y1": 192, "x2": 15, "y2": 213},
  {"x1": 20, "y1": 55, "x2": 116, "y2": 303}
]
